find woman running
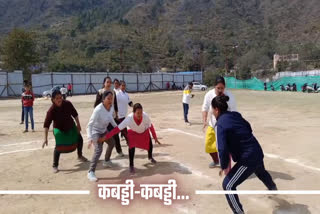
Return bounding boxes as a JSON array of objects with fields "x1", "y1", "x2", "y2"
[
  {"x1": 202, "y1": 76, "x2": 237, "y2": 168},
  {"x1": 212, "y1": 95, "x2": 277, "y2": 214},
  {"x1": 42, "y1": 90, "x2": 87, "y2": 173},
  {"x1": 99, "y1": 103, "x2": 161, "y2": 174},
  {"x1": 87, "y1": 91, "x2": 117, "y2": 182}
]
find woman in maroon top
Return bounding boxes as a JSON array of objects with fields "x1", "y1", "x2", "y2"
[
  {"x1": 42, "y1": 90, "x2": 87, "y2": 173},
  {"x1": 21, "y1": 84, "x2": 35, "y2": 133}
]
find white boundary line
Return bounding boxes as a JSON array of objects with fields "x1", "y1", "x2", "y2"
[
  {"x1": 161, "y1": 128, "x2": 320, "y2": 173},
  {"x1": 196, "y1": 190, "x2": 320, "y2": 195},
  {"x1": 0, "y1": 147, "x2": 55, "y2": 156},
  {"x1": 0, "y1": 190, "x2": 90, "y2": 195}
]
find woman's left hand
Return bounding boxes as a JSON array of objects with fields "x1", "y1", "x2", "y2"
[
  {"x1": 98, "y1": 137, "x2": 105, "y2": 143},
  {"x1": 77, "y1": 125, "x2": 82, "y2": 133},
  {"x1": 155, "y1": 139, "x2": 161, "y2": 145},
  {"x1": 219, "y1": 168, "x2": 231, "y2": 177}
]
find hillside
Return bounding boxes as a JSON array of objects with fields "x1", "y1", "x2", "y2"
[{"x1": 1, "y1": 0, "x2": 320, "y2": 76}]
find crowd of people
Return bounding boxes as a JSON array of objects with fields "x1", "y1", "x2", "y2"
[{"x1": 16, "y1": 75, "x2": 278, "y2": 214}]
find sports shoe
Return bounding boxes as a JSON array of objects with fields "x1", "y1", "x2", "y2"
[
  {"x1": 149, "y1": 158, "x2": 157, "y2": 164},
  {"x1": 129, "y1": 166, "x2": 136, "y2": 174},
  {"x1": 185, "y1": 122, "x2": 191, "y2": 126},
  {"x1": 78, "y1": 156, "x2": 88, "y2": 162},
  {"x1": 103, "y1": 160, "x2": 113, "y2": 168},
  {"x1": 23, "y1": 130, "x2": 28, "y2": 133},
  {"x1": 117, "y1": 152, "x2": 125, "y2": 158},
  {"x1": 209, "y1": 162, "x2": 220, "y2": 168},
  {"x1": 53, "y1": 167, "x2": 59, "y2": 173},
  {"x1": 87, "y1": 171, "x2": 98, "y2": 182}
]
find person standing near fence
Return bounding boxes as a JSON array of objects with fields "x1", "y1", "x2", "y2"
[
  {"x1": 20, "y1": 80, "x2": 29, "y2": 125},
  {"x1": 202, "y1": 76, "x2": 237, "y2": 168},
  {"x1": 60, "y1": 84, "x2": 68, "y2": 100},
  {"x1": 22, "y1": 84, "x2": 35, "y2": 133},
  {"x1": 212, "y1": 95, "x2": 277, "y2": 214},
  {"x1": 182, "y1": 82, "x2": 194, "y2": 126},
  {"x1": 42, "y1": 90, "x2": 88, "y2": 173},
  {"x1": 115, "y1": 81, "x2": 133, "y2": 149},
  {"x1": 113, "y1": 79, "x2": 120, "y2": 93},
  {"x1": 67, "y1": 83, "x2": 73, "y2": 97}
]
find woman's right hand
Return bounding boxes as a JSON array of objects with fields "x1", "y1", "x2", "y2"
[
  {"x1": 42, "y1": 140, "x2": 48, "y2": 148},
  {"x1": 88, "y1": 140, "x2": 93, "y2": 149},
  {"x1": 202, "y1": 122, "x2": 207, "y2": 133}
]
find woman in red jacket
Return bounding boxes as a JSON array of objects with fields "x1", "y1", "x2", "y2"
[{"x1": 21, "y1": 84, "x2": 35, "y2": 133}]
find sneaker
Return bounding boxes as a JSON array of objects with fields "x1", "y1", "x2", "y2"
[
  {"x1": 23, "y1": 130, "x2": 28, "y2": 133},
  {"x1": 87, "y1": 171, "x2": 98, "y2": 182},
  {"x1": 129, "y1": 166, "x2": 136, "y2": 174},
  {"x1": 103, "y1": 160, "x2": 113, "y2": 168},
  {"x1": 78, "y1": 156, "x2": 88, "y2": 162},
  {"x1": 209, "y1": 162, "x2": 220, "y2": 168},
  {"x1": 53, "y1": 167, "x2": 59, "y2": 173},
  {"x1": 20, "y1": 121, "x2": 24, "y2": 125},
  {"x1": 117, "y1": 152, "x2": 125, "y2": 158},
  {"x1": 185, "y1": 122, "x2": 191, "y2": 126},
  {"x1": 32, "y1": 129, "x2": 35, "y2": 132},
  {"x1": 270, "y1": 185, "x2": 278, "y2": 191},
  {"x1": 149, "y1": 158, "x2": 157, "y2": 164}
]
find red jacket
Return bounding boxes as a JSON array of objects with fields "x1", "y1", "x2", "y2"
[{"x1": 22, "y1": 91, "x2": 34, "y2": 107}]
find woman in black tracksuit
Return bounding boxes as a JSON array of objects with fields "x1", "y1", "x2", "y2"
[{"x1": 212, "y1": 95, "x2": 277, "y2": 214}]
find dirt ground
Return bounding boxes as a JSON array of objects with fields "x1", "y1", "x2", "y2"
[{"x1": 0, "y1": 89, "x2": 320, "y2": 214}]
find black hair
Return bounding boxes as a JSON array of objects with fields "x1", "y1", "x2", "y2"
[
  {"x1": 120, "y1": 80, "x2": 126, "y2": 86},
  {"x1": 188, "y1": 82, "x2": 193, "y2": 86},
  {"x1": 133, "y1": 103, "x2": 143, "y2": 112},
  {"x1": 102, "y1": 91, "x2": 113, "y2": 100},
  {"x1": 215, "y1": 76, "x2": 226, "y2": 86},
  {"x1": 113, "y1": 79, "x2": 120, "y2": 84},
  {"x1": 211, "y1": 95, "x2": 230, "y2": 113},
  {"x1": 52, "y1": 90, "x2": 62, "y2": 99},
  {"x1": 103, "y1": 76, "x2": 112, "y2": 84},
  {"x1": 102, "y1": 76, "x2": 112, "y2": 88}
]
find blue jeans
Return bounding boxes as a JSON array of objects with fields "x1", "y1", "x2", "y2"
[
  {"x1": 24, "y1": 106, "x2": 34, "y2": 130},
  {"x1": 183, "y1": 103, "x2": 189, "y2": 122}
]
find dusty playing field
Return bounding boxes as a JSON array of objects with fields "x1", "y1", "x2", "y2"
[{"x1": 0, "y1": 89, "x2": 320, "y2": 214}]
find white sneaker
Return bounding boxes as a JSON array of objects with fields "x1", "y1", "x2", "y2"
[
  {"x1": 117, "y1": 152, "x2": 125, "y2": 158},
  {"x1": 185, "y1": 122, "x2": 191, "y2": 126},
  {"x1": 209, "y1": 162, "x2": 220, "y2": 168},
  {"x1": 87, "y1": 171, "x2": 98, "y2": 182},
  {"x1": 53, "y1": 167, "x2": 59, "y2": 173},
  {"x1": 103, "y1": 160, "x2": 113, "y2": 168}
]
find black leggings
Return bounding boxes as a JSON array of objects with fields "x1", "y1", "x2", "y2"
[
  {"x1": 108, "y1": 123, "x2": 123, "y2": 154},
  {"x1": 129, "y1": 137, "x2": 153, "y2": 167},
  {"x1": 53, "y1": 134, "x2": 84, "y2": 167}
]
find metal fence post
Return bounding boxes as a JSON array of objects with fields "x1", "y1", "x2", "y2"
[{"x1": 136, "y1": 73, "x2": 139, "y2": 92}]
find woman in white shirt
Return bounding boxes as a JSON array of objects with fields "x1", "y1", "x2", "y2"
[
  {"x1": 115, "y1": 81, "x2": 133, "y2": 147},
  {"x1": 202, "y1": 76, "x2": 237, "y2": 168},
  {"x1": 99, "y1": 103, "x2": 161, "y2": 174},
  {"x1": 87, "y1": 91, "x2": 117, "y2": 182}
]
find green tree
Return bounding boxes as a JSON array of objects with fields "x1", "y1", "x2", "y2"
[{"x1": 0, "y1": 28, "x2": 39, "y2": 81}]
